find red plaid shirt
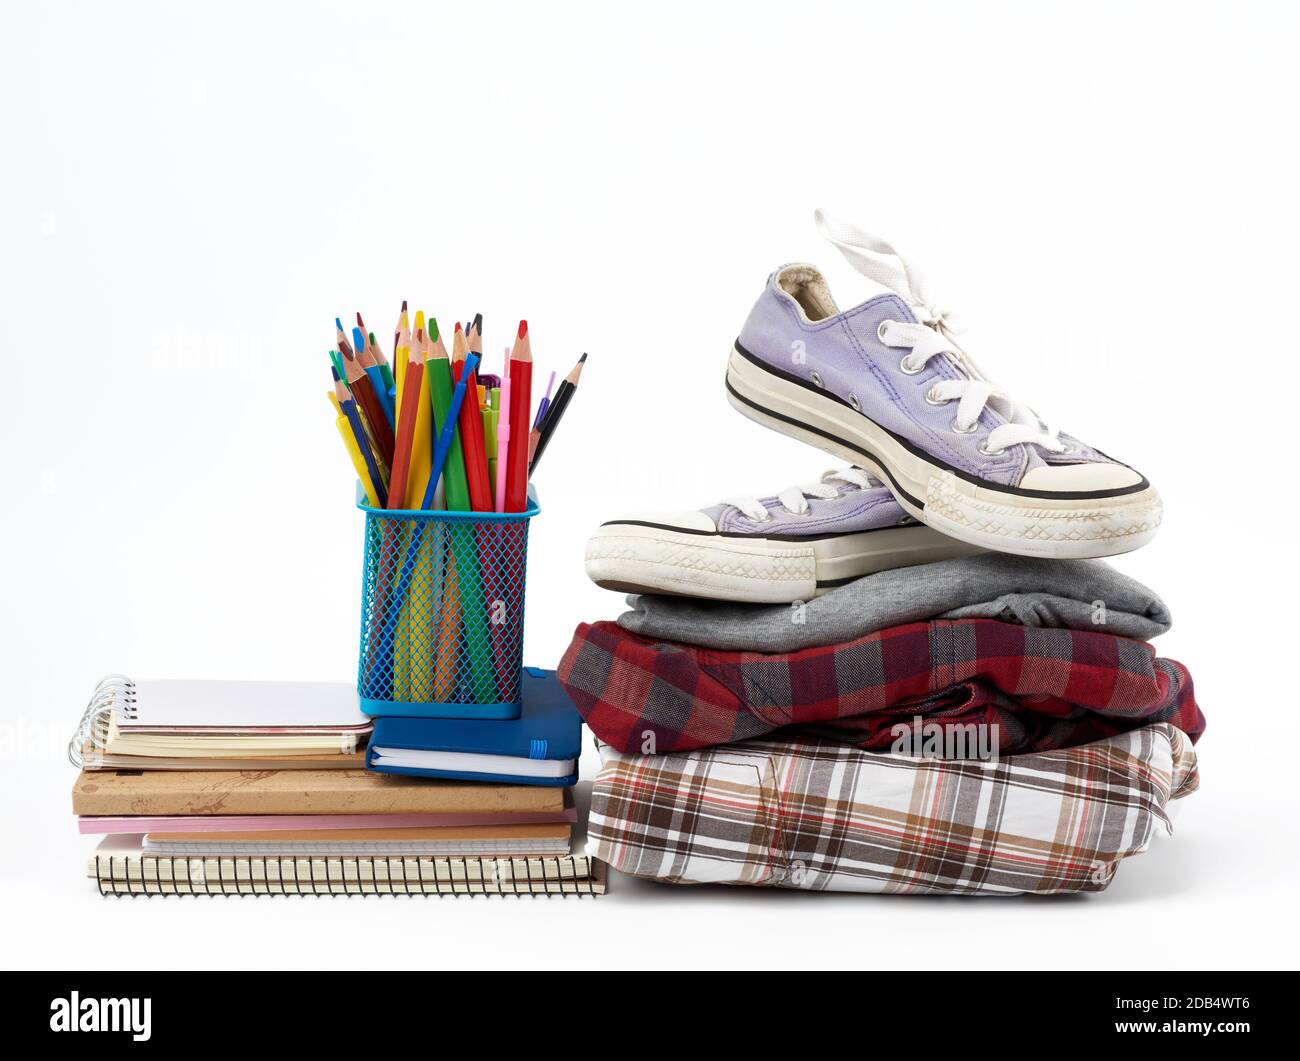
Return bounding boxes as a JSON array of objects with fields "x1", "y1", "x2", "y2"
[{"x1": 558, "y1": 618, "x2": 1203, "y2": 755}]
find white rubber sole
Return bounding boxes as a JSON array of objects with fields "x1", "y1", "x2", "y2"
[
  {"x1": 725, "y1": 345, "x2": 1163, "y2": 560},
  {"x1": 585, "y1": 519, "x2": 979, "y2": 604}
]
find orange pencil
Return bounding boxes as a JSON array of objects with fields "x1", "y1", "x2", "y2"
[
  {"x1": 433, "y1": 545, "x2": 463, "y2": 700},
  {"x1": 504, "y1": 320, "x2": 533, "y2": 511},
  {"x1": 457, "y1": 314, "x2": 493, "y2": 512},
  {"x1": 386, "y1": 327, "x2": 426, "y2": 508}
]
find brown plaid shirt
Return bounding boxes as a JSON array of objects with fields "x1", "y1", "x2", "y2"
[{"x1": 589, "y1": 723, "x2": 1198, "y2": 896}]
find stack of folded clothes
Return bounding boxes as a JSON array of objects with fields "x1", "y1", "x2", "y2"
[
  {"x1": 562, "y1": 213, "x2": 1202, "y2": 897},
  {"x1": 562, "y1": 553, "x2": 1200, "y2": 895}
]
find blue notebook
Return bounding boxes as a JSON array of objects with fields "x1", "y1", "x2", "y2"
[{"x1": 366, "y1": 669, "x2": 582, "y2": 786}]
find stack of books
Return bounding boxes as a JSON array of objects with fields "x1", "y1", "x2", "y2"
[{"x1": 71, "y1": 674, "x2": 603, "y2": 896}]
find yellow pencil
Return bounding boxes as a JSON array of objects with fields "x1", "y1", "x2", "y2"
[
  {"x1": 405, "y1": 324, "x2": 435, "y2": 509},
  {"x1": 392, "y1": 520, "x2": 412, "y2": 699},
  {"x1": 329, "y1": 391, "x2": 380, "y2": 506},
  {"x1": 394, "y1": 306, "x2": 412, "y2": 398}
]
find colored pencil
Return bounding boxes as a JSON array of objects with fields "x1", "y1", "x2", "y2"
[
  {"x1": 393, "y1": 305, "x2": 411, "y2": 398},
  {"x1": 394, "y1": 301, "x2": 410, "y2": 364},
  {"x1": 379, "y1": 324, "x2": 428, "y2": 698},
  {"x1": 328, "y1": 347, "x2": 347, "y2": 386},
  {"x1": 370, "y1": 331, "x2": 396, "y2": 415},
  {"x1": 433, "y1": 542, "x2": 462, "y2": 700},
  {"x1": 457, "y1": 314, "x2": 493, "y2": 512},
  {"x1": 487, "y1": 515, "x2": 527, "y2": 700},
  {"x1": 527, "y1": 369, "x2": 554, "y2": 462},
  {"x1": 424, "y1": 325, "x2": 470, "y2": 511},
  {"x1": 529, "y1": 352, "x2": 585, "y2": 474},
  {"x1": 339, "y1": 342, "x2": 395, "y2": 473},
  {"x1": 330, "y1": 377, "x2": 384, "y2": 505},
  {"x1": 356, "y1": 325, "x2": 395, "y2": 430},
  {"x1": 504, "y1": 320, "x2": 533, "y2": 511},
  {"x1": 422, "y1": 351, "x2": 480, "y2": 509},
  {"x1": 359, "y1": 312, "x2": 395, "y2": 391},
  {"x1": 533, "y1": 370, "x2": 556, "y2": 429},
  {"x1": 387, "y1": 327, "x2": 426, "y2": 508},
  {"x1": 407, "y1": 515, "x2": 444, "y2": 702},
  {"x1": 405, "y1": 324, "x2": 440, "y2": 697},
  {"x1": 335, "y1": 318, "x2": 355, "y2": 360},
  {"x1": 404, "y1": 323, "x2": 434, "y2": 509}
]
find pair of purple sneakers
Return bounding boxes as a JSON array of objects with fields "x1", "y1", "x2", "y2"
[{"x1": 586, "y1": 212, "x2": 1162, "y2": 603}]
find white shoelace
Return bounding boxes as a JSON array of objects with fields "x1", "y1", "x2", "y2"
[
  {"x1": 815, "y1": 210, "x2": 1066, "y2": 456},
  {"x1": 726, "y1": 467, "x2": 877, "y2": 521}
]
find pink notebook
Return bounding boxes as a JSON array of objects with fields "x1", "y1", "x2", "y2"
[{"x1": 79, "y1": 806, "x2": 578, "y2": 835}]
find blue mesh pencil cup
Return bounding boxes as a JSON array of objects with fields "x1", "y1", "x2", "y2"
[{"x1": 356, "y1": 489, "x2": 540, "y2": 718}]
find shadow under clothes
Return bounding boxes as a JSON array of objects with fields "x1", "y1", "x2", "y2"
[{"x1": 616, "y1": 554, "x2": 1172, "y2": 653}]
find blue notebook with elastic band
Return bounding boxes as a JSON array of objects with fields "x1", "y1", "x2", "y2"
[{"x1": 366, "y1": 669, "x2": 582, "y2": 786}]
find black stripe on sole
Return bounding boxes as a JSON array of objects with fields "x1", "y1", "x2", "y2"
[
  {"x1": 597, "y1": 517, "x2": 919, "y2": 543},
  {"x1": 731, "y1": 340, "x2": 1150, "y2": 502}
]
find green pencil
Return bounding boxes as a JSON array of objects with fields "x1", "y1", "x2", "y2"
[
  {"x1": 328, "y1": 348, "x2": 348, "y2": 387},
  {"x1": 423, "y1": 319, "x2": 470, "y2": 510}
]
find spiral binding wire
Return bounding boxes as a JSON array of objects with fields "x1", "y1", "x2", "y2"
[
  {"x1": 68, "y1": 674, "x2": 136, "y2": 768},
  {"x1": 93, "y1": 854, "x2": 605, "y2": 897}
]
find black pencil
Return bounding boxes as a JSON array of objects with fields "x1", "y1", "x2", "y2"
[{"x1": 528, "y1": 353, "x2": 586, "y2": 474}]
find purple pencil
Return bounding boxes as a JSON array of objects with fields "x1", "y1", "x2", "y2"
[{"x1": 532, "y1": 370, "x2": 557, "y2": 429}]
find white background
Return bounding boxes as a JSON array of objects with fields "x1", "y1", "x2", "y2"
[{"x1": 2, "y1": 0, "x2": 1298, "y2": 970}]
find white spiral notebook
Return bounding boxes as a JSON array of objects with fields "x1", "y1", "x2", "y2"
[
  {"x1": 70, "y1": 675, "x2": 373, "y2": 768},
  {"x1": 89, "y1": 836, "x2": 605, "y2": 896}
]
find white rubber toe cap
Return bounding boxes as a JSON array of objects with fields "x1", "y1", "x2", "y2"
[
  {"x1": 602, "y1": 510, "x2": 719, "y2": 533},
  {"x1": 1018, "y1": 461, "x2": 1145, "y2": 493}
]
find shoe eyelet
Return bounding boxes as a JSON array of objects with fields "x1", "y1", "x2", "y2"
[
  {"x1": 848, "y1": 393, "x2": 861, "y2": 411},
  {"x1": 810, "y1": 371, "x2": 824, "y2": 389},
  {"x1": 951, "y1": 418, "x2": 979, "y2": 435},
  {"x1": 978, "y1": 440, "x2": 1006, "y2": 456},
  {"x1": 924, "y1": 388, "x2": 947, "y2": 405},
  {"x1": 900, "y1": 357, "x2": 924, "y2": 376},
  {"x1": 877, "y1": 320, "x2": 893, "y2": 344}
]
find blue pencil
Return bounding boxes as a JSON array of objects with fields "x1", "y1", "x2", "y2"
[
  {"x1": 421, "y1": 352, "x2": 480, "y2": 509},
  {"x1": 333, "y1": 368, "x2": 386, "y2": 503},
  {"x1": 354, "y1": 326, "x2": 395, "y2": 429}
]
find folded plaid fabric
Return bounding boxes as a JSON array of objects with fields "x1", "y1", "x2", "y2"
[
  {"x1": 589, "y1": 723, "x2": 1199, "y2": 895},
  {"x1": 559, "y1": 619, "x2": 1203, "y2": 755}
]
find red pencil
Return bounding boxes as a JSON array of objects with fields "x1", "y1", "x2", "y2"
[
  {"x1": 386, "y1": 327, "x2": 426, "y2": 508},
  {"x1": 504, "y1": 320, "x2": 532, "y2": 511},
  {"x1": 456, "y1": 316, "x2": 493, "y2": 512},
  {"x1": 338, "y1": 321, "x2": 395, "y2": 466}
]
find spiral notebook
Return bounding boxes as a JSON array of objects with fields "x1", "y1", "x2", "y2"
[
  {"x1": 141, "y1": 822, "x2": 574, "y2": 857},
  {"x1": 70, "y1": 675, "x2": 373, "y2": 768},
  {"x1": 88, "y1": 835, "x2": 605, "y2": 896}
]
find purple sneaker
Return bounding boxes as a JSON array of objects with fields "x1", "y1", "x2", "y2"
[
  {"x1": 724, "y1": 211, "x2": 1163, "y2": 559},
  {"x1": 584, "y1": 466, "x2": 978, "y2": 603}
]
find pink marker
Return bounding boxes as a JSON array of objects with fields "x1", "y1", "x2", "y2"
[{"x1": 495, "y1": 375, "x2": 512, "y2": 512}]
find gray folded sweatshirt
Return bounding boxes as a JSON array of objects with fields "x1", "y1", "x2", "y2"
[{"x1": 616, "y1": 555, "x2": 1171, "y2": 652}]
